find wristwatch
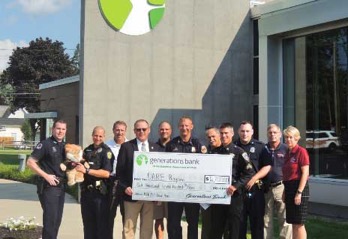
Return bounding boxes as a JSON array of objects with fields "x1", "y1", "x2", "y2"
[
  {"x1": 297, "y1": 190, "x2": 302, "y2": 194},
  {"x1": 86, "y1": 168, "x2": 90, "y2": 174}
]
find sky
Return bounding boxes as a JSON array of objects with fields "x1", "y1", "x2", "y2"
[{"x1": 0, "y1": 0, "x2": 80, "y2": 72}]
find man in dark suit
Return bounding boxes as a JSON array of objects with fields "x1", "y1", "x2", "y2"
[{"x1": 116, "y1": 119, "x2": 159, "y2": 239}]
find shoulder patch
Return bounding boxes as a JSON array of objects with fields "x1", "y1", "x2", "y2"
[
  {"x1": 107, "y1": 151, "x2": 112, "y2": 160},
  {"x1": 242, "y1": 152, "x2": 250, "y2": 162},
  {"x1": 36, "y1": 143, "x2": 43, "y2": 150}
]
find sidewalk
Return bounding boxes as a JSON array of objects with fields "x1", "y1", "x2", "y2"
[{"x1": 0, "y1": 179, "x2": 197, "y2": 239}]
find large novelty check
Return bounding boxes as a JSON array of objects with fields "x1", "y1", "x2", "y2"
[{"x1": 132, "y1": 151, "x2": 232, "y2": 204}]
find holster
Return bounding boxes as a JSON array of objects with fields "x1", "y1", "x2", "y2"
[
  {"x1": 84, "y1": 180, "x2": 108, "y2": 195},
  {"x1": 36, "y1": 177, "x2": 46, "y2": 195},
  {"x1": 36, "y1": 176, "x2": 66, "y2": 194}
]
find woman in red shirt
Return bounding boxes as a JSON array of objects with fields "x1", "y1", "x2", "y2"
[{"x1": 282, "y1": 126, "x2": 310, "y2": 239}]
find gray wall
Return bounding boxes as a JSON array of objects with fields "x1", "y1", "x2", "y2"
[{"x1": 80, "y1": 0, "x2": 254, "y2": 146}]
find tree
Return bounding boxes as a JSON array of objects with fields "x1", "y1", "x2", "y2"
[
  {"x1": 71, "y1": 43, "x2": 80, "y2": 73},
  {"x1": 0, "y1": 37, "x2": 78, "y2": 140},
  {"x1": 21, "y1": 119, "x2": 33, "y2": 142}
]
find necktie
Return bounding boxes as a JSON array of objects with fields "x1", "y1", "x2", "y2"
[{"x1": 141, "y1": 142, "x2": 146, "y2": 152}]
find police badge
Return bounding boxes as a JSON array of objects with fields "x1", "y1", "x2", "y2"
[{"x1": 250, "y1": 147, "x2": 255, "y2": 153}]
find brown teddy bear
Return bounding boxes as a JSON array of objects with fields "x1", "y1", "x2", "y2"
[{"x1": 60, "y1": 144, "x2": 89, "y2": 186}]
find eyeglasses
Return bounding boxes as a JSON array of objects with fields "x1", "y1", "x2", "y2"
[{"x1": 135, "y1": 128, "x2": 148, "y2": 132}]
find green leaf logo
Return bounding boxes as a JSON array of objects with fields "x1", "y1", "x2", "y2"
[
  {"x1": 99, "y1": 0, "x2": 166, "y2": 36},
  {"x1": 136, "y1": 154, "x2": 149, "y2": 166}
]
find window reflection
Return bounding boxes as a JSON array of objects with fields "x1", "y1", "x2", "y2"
[{"x1": 284, "y1": 27, "x2": 348, "y2": 180}]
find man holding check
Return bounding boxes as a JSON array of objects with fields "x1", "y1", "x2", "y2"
[
  {"x1": 209, "y1": 122, "x2": 255, "y2": 239},
  {"x1": 116, "y1": 119, "x2": 160, "y2": 239},
  {"x1": 165, "y1": 116, "x2": 206, "y2": 239}
]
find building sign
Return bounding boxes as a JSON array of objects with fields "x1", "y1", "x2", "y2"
[{"x1": 99, "y1": 0, "x2": 166, "y2": 36}]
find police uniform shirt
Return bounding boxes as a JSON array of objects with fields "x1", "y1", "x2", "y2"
[
  {"x1": 155, "y1": 139, "x2": 167, "y2": 152},
  {"x1": 30, "y1": 136, "x2": 65, "y2": 178},
  {"x1": 82, "y1": 143, "x2": 113, "y2": 187},
  {"x1": 165, "y1": 136, "x2": 205, "y2": 154},
  {"x1": 264, "y1": 142, "x2": 288, "y2": 183},
  {"x1": 235, "y1": 138, "x2": 272, "y2": 172},
  {"x1": 220, "y1": 143, "x2": 255, "y2": 191}
]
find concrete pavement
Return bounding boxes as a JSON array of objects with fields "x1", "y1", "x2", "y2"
[{"x1": 0, "y1": 179, "x2": 197, "y2": 239}]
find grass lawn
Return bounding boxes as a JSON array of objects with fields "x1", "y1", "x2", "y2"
[
  {"x1": 1, "y1": 150, "x2": 348, "y2": 238},
  {"x1": 0, "y1": 149, "x2": 78, "y2": 198}
]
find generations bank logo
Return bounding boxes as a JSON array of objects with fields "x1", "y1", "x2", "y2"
[
  {"x1": 136, "y1": 154, "x2": 149, "y2": 166},
  {"x1": 99, "y1": 0, "x2": 166, "y2": 36}
]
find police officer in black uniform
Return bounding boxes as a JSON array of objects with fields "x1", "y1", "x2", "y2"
[
  {"x1": 234, "y1": 121, "x2": 272, "y2": 239},
  {"x1": 75, "y1": 126, "x2": 113, "y2": 239},
  {"x1": 166, "y1": 116, "x2": 206, "y2": 239},
  {"x1": 209, "y1": 123, "x2": 255, "y2": 239},
  {"x1": 27, "y1": 119, "x2": 67, "y2": 239}
]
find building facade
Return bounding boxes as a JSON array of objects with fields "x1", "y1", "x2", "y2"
[
  {"x1": 80, "y1": 0, "x2": 255, "y2": 144},
  {"x1": 35, "y1": 0, "x2": 348, "y2": 215},
  {"x1": 254, "y1": 0, "x2": 348, "y2": 213}
]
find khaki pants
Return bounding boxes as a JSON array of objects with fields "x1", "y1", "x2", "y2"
[
  {"x1": 264, "y1": 184, "x2": 292, "y2": 239},
  {"x1": 123, "y1": 200, "x2": 154, "y2": 239}
]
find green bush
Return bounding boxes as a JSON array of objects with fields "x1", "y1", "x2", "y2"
[{"x1": 0, "y1": 165, "x2": 36, "y2": 184}]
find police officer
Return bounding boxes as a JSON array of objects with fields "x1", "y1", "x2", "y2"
[
  {"x1": 209, "y1": 123, "x2": 255, "y2": 239},
  {"x1": 75, "y1": 126, "x2": 113, "y2": 239},
  {"x1": 27, "y1": 119, "x2": 67, "y2": 239},
  {"x1": 200, "y1": 127, "x2": 220, "y2": 239},
  {"x1": 166, "y1": 116, "x2": 206, "y2": 239},
  {"x1": 154, "y1": 121, "x2": 172, "y2": 239},
  {"x1": 234, "y1": 121, "x2": 271, "y2": 239}
]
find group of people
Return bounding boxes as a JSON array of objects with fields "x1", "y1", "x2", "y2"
[{"x1": 26, "y1": 117, "x2": 310, "y2": 239}]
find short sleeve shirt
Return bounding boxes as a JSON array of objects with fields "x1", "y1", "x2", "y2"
[
  {"x1": 282, "y1": 144, "x2": 310, "y2": 181},
  {"x1": 165, "y1": 136, "x2": 205, "y2": 154},
  {"x1": 30, "y1": 136, "x2": 65, "y2": 178},
  {"x1": 82, "y1": 143, "x2": 113, "y2": 186}
]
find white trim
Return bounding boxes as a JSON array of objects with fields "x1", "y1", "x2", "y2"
[
  {"x1": 39, "y1": 75, "x2": 80, "y2": 90},
  {"x1": 25, "y1": 112, "x2": 57, "y2": 119},
  {"x1": 251, "y1": 0, "x2": 316, "y2": 19}
]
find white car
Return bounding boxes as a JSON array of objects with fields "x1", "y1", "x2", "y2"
[{"x1": 306, "y1": 130, "x2": 340, "y2": 151}]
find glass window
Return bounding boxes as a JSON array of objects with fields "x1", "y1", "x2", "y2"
[{"x1": 283, "y1": 27, "x2": 348, "y2": 180}]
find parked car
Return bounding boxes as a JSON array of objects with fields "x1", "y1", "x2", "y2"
[
  {"x1": 339, "y1": 129, "x2": 348, "y2": 150},
  {"x1": 306, "y1": 130, "x2": 340, "y2": 151},
  {"x1": 14, "y1": 141, "x2": 32, "y2": 150}
]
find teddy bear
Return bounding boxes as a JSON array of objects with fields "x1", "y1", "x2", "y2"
[{"x1": 60, "y1": 143, "x2": 89, "y2": 186}]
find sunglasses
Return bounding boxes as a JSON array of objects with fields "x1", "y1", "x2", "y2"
[{"x1": 135, "y1": 128, "x2": 148, "y2": 132}]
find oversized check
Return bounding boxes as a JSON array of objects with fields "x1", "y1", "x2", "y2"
[{"x1": 132, "y1": 151, "x2": 232, "y2": 204}]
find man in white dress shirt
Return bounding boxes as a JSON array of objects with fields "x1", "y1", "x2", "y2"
[{"x1": 106, "y1": 120, "x2": 128, "y2": 239}]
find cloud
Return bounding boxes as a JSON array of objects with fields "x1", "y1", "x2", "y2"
[
  {"x1": 15, "y1": 0, "x2": 72, "y2": 15},
  {"x1": 0, "y1": 39, "x2": 28, "y2": 72}
]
